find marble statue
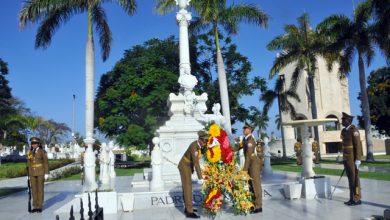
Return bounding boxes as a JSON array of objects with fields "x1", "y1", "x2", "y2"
[
  {"x1": 108, "y1": 141, "x2": 116, "y2": 179},
  {"x1": 150, "y1": 137, "x2": 164, "y2": 191},
  {"x1": 99, "y1": 143, "x2": 109, "y2": 186},
  {"x1": 197, "y1": 103, "x2": 227, "y2": 130}
]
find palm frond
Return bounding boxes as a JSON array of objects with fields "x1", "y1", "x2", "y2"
[
  {"x1": 221, "y1": 4, "x2": 268, "y2": 33},
  {"x1": 117, "y1": 0, "x2": 137, "y2": 15},
  {"x1": 155, "y1": 0, "x2": 176, "y2": 15},
  {"x1": 93, "y1": 5, "x2": 112, "y2": 61},
  {"x1": 269, "y1": 50, "x2": 301, "y2": 78},
  {"x1": 19, "y1": 0, "x2": 84, "y2": 29},
  {"x1": 35, "y1": 3, "x2": 85, "y2": 49},
  {"x1": 288, "y1": 59, "x2": 304, "y2": 91}
]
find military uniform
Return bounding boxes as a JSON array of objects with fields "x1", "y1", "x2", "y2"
[
  {"x1": 312, "y1": 141, "x2": 320, "y2": 164},
  {"x1": 340, "y1": 113, "x2": 362, "y2": 205},
  {"x1": 294, "y1": 142, "x2": 302, "y2": 165},
  {"x1": 27, "y1": 137, "x2": 49, "y2": 212},
  {"x1": 178, "y1": 131, "x2": 207, "y2": 218},
  {"x1": 242, "y1": 134, "x2": 262, "y2": 210}
]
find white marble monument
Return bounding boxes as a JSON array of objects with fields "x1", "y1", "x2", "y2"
[{"x1": 152, "y1": 0, "x2": 209, "y2": 185}]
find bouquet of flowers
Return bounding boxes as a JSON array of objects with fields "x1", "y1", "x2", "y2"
[{"x1": 201, "y1": 123, "x2": 254, "y2": 217}]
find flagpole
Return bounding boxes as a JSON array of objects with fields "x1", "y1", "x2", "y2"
[{"x1": 72, "y1": 94, "x2": 76, "y2": 139}]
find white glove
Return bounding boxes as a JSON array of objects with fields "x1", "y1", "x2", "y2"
[
  {"x1": 44, "y1": 174, "x2": 49, "y2": 181},
  {"x1": 355, "y1": 160, "x2": 361, "y2": 169},
  {"x1": 198, "y1": 179, "x2": 204, "y2": 185}
]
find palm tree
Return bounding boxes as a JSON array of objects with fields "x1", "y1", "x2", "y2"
[
  {"x1": 19, "y1": 0, "x2": 136, "y2": 137},
  {"x1": 261, "y1": 77, "x2": 300, "y2": 158},
  {"x1": 317, "y1": 1, "x2": 376, "y2": 161},
  {"x1": 156, "y1": 0, "x2": 268, "y2": 133},
  {"x1": 247, "y1": 106, "x2": 269, "y2": 139},
  {"x1": 275, "y1": 114, "x2": 281, "y2": 130},
  {"x1": 369, "y1": 0, "x2": 390, "y2": 63},
  {"x1": 267, "y1": 13, "x2": 329, "y2": 144},
  {"x1": 19, "y1": 0, "x2": 137, "y2": 189}
]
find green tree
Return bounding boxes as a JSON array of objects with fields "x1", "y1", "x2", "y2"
[
  {"x1": 247, "y1": 106, "x2": 269, "y2": 139},
  {"x1": 191, "y1": 33, "x2": 261, "y2": 133},
  {"x1": 96, "y1": 34, "x2": 258, "y2": 147},
  {"x1": 37, "y1": 119, "x2": 71, "y2": 146},
  {"x1": 317, "y1": 2, "x2": 376, "y2": 161},
  {"x1": 0, "y1": 58, "x2": 14, "y2": 120},
  {"x1": 19, "y1": 0, "x2": 137, "y2": 144},
  {"x1": 95, "y1": 37, "x2": 180, "y2": 149},
  {"x1": 261, "y1": 77, "x2": 300, "y2": 158},
  {"x1": 267, "y1": 13, "x2": 330, "y2": 144},
  {"x1": 358, "y1": 67, "x2": 390, "y2": 136},
  {"x1": 156, "y1": 0, "x2": 268, "y2": 133}
]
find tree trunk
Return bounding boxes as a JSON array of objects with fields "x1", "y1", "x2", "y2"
[
  {"x1": 278, "y1": 93, "x2": 287, "y2": 159},
  {"x1": 358, "y1": 54, "x2": 374, "y2": 161},
  {"x1": 307, "y1": 75, "x2": 319, "y2": 142},
  {"x1": 214, "y1": 28, "x2": 232, "y2": 134},
  {"x1": 85, "y1": 9, "x2": 95, "y2": 142}
]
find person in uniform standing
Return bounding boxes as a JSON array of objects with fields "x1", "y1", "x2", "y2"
[
  {"x1": 27, "y1": 137, "x2": 49, "y2": 213},
  {"x1": 340, "y1": 112, "x2": 362, "y2": 206},
  {"x1": 178, "y1": 130, "x2": 208, "y2": 218},
  {"x1": 240, "y1": 124, "x2": 262, "y2": 213}
]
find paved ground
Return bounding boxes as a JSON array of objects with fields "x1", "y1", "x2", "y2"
[{"x1": 0, "y1": 171, "x2": 389, "y2": 220}]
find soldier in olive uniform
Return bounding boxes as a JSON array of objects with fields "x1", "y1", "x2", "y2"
[
  {"x1": 312, "y1": 141, "x2": 320, "y2": 164},
  {"x1": 27, "y1": 137, "x2": 49, "y2": 213},
  {"x1": 340, "y1": 112, "x2": 362, "y2": 206},
  {"x1": 294, "y1": 142, "x2": 303, "y2": 165},
  {"x1": 178, "y1": 130, "x2": 208, "y2": 218},
  {"x1": 240, "y1": 124, "x2": 262, "y2": 213}
]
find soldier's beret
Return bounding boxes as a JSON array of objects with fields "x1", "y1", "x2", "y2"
[
  {"x1": 30, "y1": 137, "x2": 41, "y2": 144},
  {"x1": 243, "y1": 123, "x2": 254, "y2": 130},
  {"x1": 341, "y1": 112, "x2": 354, "y2": 119},
  {"x1": 197, "y1": 130, "x2": 209, "y2": 140}
]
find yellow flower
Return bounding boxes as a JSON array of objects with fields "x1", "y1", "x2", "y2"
[
  {"x1": 208, "y1": 123, "x2": 221, "y2": 137},
  {"x1": 206, "y1": 146, "x2": 221, "y2": 163}
]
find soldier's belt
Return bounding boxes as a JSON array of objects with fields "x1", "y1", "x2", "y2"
[
  {"x1": 183, "y1": 156, "x2": 191, "y2": 163},
  {"x1": 343, "y1": 145, "x2": 353, "y2": 149},
  {"x1": 31, "y1": 164, "x2": 43, "y2": 168}
]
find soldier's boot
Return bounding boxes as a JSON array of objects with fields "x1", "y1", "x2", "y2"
[
  {"x1": 344, "y1": 200, "x2": 353, "y2": 205},
  {"x1": 184, "y1": 208, "x2": 198, "y2": 213},
  {"x1": 185, "y1": 212, "x2": 200, "y2": 218},
  {"x1": 350, "y1": 200, "x2": 361, "y2": 206}
]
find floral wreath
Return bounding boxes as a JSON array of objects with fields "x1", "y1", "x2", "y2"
[{"x1": 201, "y1": 122, "x2": 254, "y2": 217}]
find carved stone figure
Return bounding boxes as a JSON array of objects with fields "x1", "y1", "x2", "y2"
[{"x1": 99, "y1": 143, "x2": 109, "y2": 186}]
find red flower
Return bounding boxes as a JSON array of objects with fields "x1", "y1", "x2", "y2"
[{"x1": 217, "y1": 130, "x2": 233, "y2": 163}]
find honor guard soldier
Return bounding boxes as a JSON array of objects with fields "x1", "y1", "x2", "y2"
[
  {"x1": 340, "y1": 112, "x2": 362, "y2": 206},
  {"x1": 240, "y1": 124, "x2": 262, "y2": 213},
  {"x1": 27, "y1": 137, "x2": 49, "y2": 213},
  {"x1": 294, "y1": 142, "x2": 302, "y2": 165},
  {"x1": 312, "y1": 141, "x2": 320, "y2": 164},
  {"x1": 178, "y1": 130, "x2": 208, "y2": 218}
]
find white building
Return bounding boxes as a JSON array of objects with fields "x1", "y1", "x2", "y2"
[{"x1": 279, "y1": 57, "x2": 367, "y2": 157}]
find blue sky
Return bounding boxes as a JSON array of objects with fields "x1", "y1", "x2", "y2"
[{"x1": 0, "y1": 0, "x2": 387, "y2": 141}]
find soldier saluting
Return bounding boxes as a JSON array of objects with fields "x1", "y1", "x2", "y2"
[
  {"x1": 178, "y1": 130, "x2": 208, "y2": 218},
  {"x1": 27, "y1": 137, "x2": 49, "y2": 213},
  {"x1": 340, "y1": 112, "x2": 362, "y2": 206}
]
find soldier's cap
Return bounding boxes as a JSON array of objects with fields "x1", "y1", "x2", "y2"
[
  {"x1": 197, "y1": 130, "x2": 209, "y2": 141},
  {"x1": 243, "y1": 123, "x2": 254, "y2": 130},
  {"x1": 341, "y1": 112, "x2": 354, "y2": 119},
  {"x1": 30, "y1": 137, "x2": 41, "y2": 144}
]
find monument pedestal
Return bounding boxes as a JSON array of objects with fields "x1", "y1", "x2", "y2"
[
  {"x1": 301, "y1": 176, "x2": 331, "y2": 199},
  {"x1": 156, "y1": 92, "x2": 208, "y2": 185}
]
